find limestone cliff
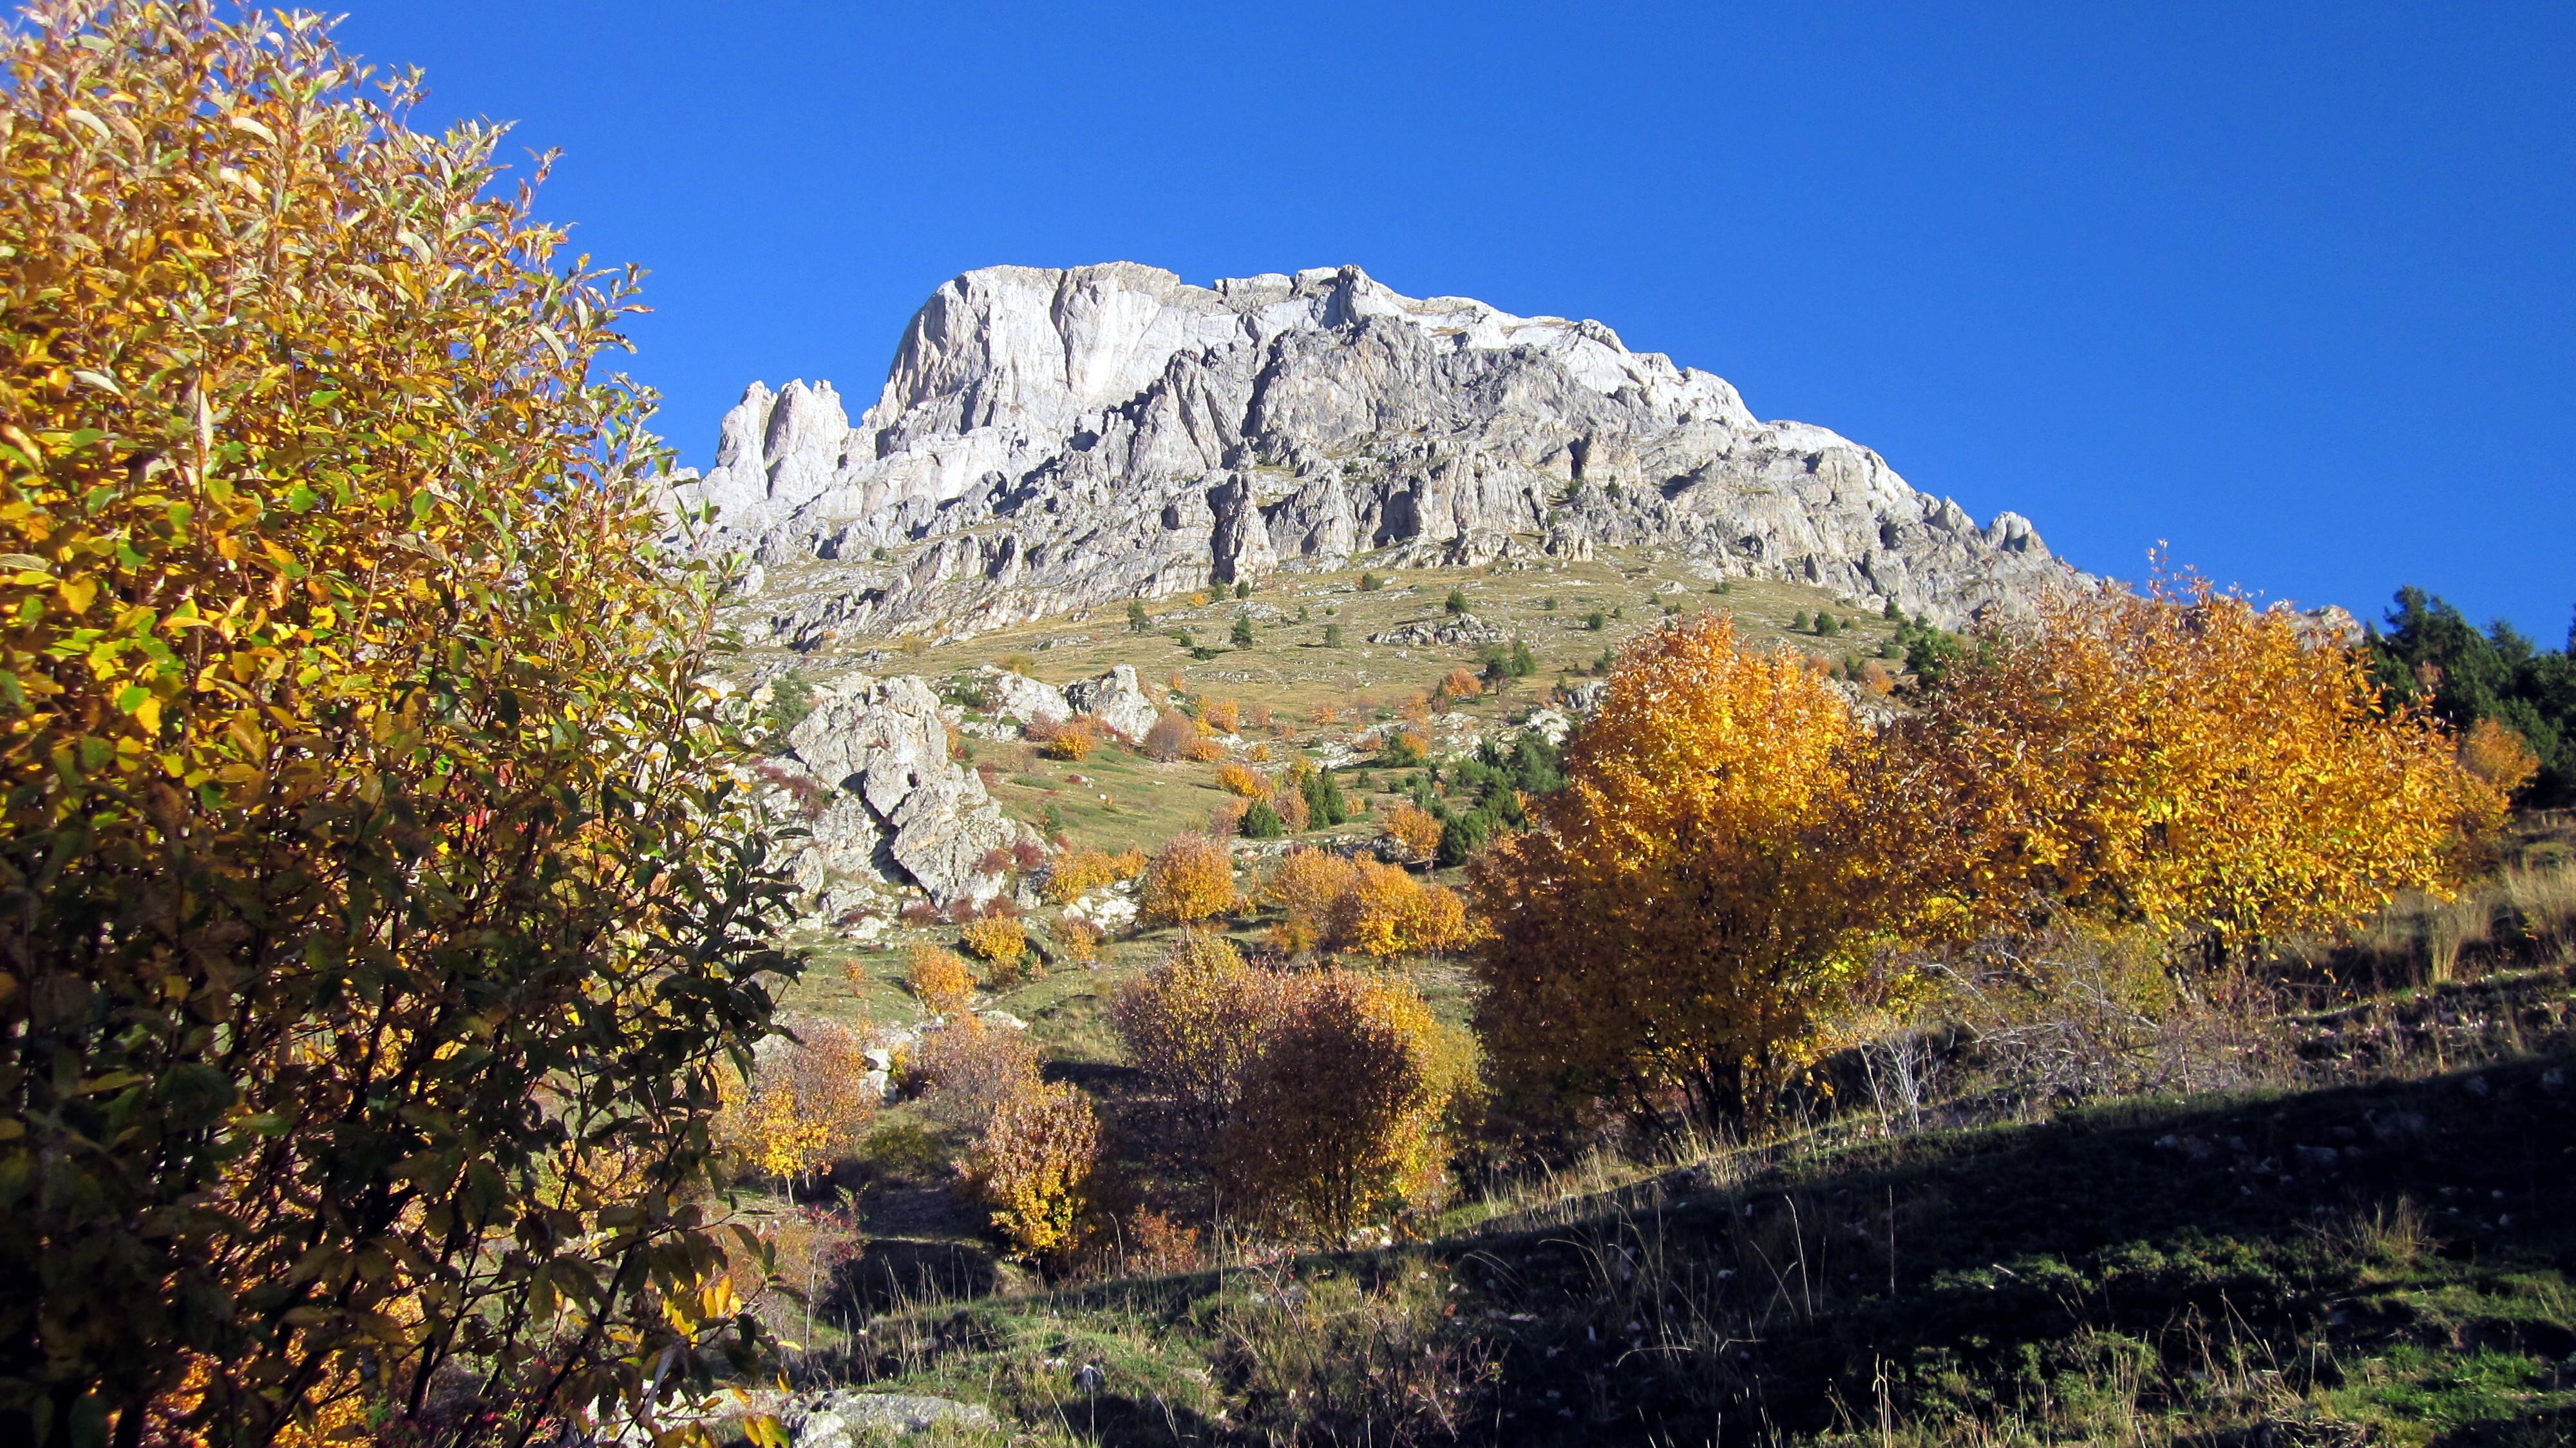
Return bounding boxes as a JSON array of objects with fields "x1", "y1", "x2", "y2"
[{"x1": 668, "y1": 263, "x2": 2072, "y2": 642}]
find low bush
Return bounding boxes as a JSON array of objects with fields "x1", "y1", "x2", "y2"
[
  {"x1": 904, "y1": 942, "x2": 978, "y2": 1016},
  {"x1": 961, "y1": 1080, "x2": 1101, "y2": 1264},
  {"x1": 958, "y1": 915, "x2": 1027, "y2": 969},
  {"x1": 1140, "y1": 834, "x2": 1241, "y2": 926},
  {"x1": 1381, "y1": 803, "x2": 1443, "y2": 861},
  {"x1": 1030, "y1": 714, "x2": 1101, "y2": 760},
  {"x1": 1144, "y1": 710, "x2": 1199, "y2": 762}
]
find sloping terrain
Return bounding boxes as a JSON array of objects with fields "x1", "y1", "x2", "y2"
[{"x1": 789, "y1": 1022, "x2": 2575, "y2": 1447}]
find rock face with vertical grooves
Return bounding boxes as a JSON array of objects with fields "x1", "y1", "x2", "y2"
[{"x1": 666, "y1": 263, "x2": 2072, "y2": 644}]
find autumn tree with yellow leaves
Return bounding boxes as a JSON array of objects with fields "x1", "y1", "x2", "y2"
[
  {"x1": 1474, "y1": 595, "x2": 2503, "y2": 1134},
  {"x1": 961, "y1": 1081, "x2": 1103, "y2": 1265},
  {"x1": 1138, "y1": 832, "x2": 1240, "y2": 925},
  {"x1": 1892, "y1": 573, "x2": 2506, "y2": 962},
  {"x1": 0, "y1": 7, "x2": 797, "y2": 1445},
  {"x1": 1224, "y1": 969, "x2": 1470, "y2": 1246},
  {"x1": 1112, "y1": 932, "x2": 1277, "y2": 1171},
  {"x1": 715, "y1": 1017, "x2": 880, "y2": 1188},
  {"x1": 1470, "y1": 615, "x2": 1905, "y2": 1128}
]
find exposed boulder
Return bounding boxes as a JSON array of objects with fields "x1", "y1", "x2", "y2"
[
  {"x1": 772, "y1": 674, "x2": 1030, "y2": 907},
  {"x1": 977, "y1": 664, "x2": 1072, "y2": 727},
  {"x1": 1367, "y1": 613, "x2": 1513, "y2": 647},
  {"x1": 1064, "y1": 663, "x2": 1162, "y2": 741},
  {"x1": 788, "y1": 1391, "x2": 996, "y2": 1444}
]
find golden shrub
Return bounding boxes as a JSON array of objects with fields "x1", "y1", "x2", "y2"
[
  {"x1": 1110, "y1": 932, "x2": 1278, "y2": 1159},
  {"x1": 1336, "y1": 859, "x2": 1479, "y2": 959},
  {"x1": 1046, "y1": 844, "x2": 1147, "y2": 903},
  {"x1": 1218, "y1": 761, "x2": 1268, "y2": 797},
  {"x1": 959, "y1": 915, "x2": 1028, "y2": 967},
  {"x1": 715, "y1": 1017, "x2": 880, "y2": 1186},
  {"x1": 1859, "y1": 659, "x2": 1897, "y2": 696},
  {"x1": 1183, "y1": 732, "x2": 1226, "y2": 763},
  {"x1": 1312, "y1": 703, "x2": 1341, "y2": 725},
  {"x1": 1059, "y1": 918, "x2": 1102, "y2": 964},
  {"x1": 1139, "y1": 834, "x2": 1240, "y2": 925},
  {"x1": 1223, "y1": 970, "x2": 1457, "y2": 1245},
  {"x1": 1381, "y1": 803, "x2": 1444, "y2": 861},
  {"x1": 905, "y1": 942, "x2": 978, "y2": 1017},
  {"x1": 1442, "y1": 667, "x2": 1482, "y2": 700},
  {"x1": 1041, "y1": 716, "x2": 1101, "y2": 761},
  {"x1": 1261, "y1": 847, "x2": 1361, "y2": 955},
  {"x1": 1205, "y1": 698, "x2": 1244, "y2": 733},
  {"x1": 1399, "y1": 694, "x2": 1435, "y2": 724},
  {"x1": 2461, "y1": 717, "x2": 2539, "y2": 794},
  {"x1": 1043, "y1": 846, "x2": 1121, "y2": 904},
  {"x1": 961, "y1": 1080, "x2": 1101, "y2": 1263}
]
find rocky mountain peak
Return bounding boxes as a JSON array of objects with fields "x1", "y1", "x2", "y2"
[{"x1": 668, "y1": 262, "x2": 2072, "y2": 643}]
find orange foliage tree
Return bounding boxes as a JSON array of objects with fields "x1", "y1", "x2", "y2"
[
  {"x1": 1380, "y1": 803, "x2": 1443, "y2": 861},
  {"x1": 961, "y1": 1080, "x2": 1101, "y2": 1264},
  {"x1": 1041, "y1": 844, "x2": 1143, "y2": 904},
  {"x1": 1037, "y1": 715, "x2": 1100, "y2": 761},
  {"x1": 1260, "y1": 847, "x2": 1360, "y2": 955},
  {"x1": 1470, "y1": 615, "x2": 1922, "y2": 1127},
  {"x1": 1893, "y1": 574, "x2": 2506, "y2": 960},
  {"x1": 0, "y1": 8, "x2": 799, "y2": 1443},
  {"x1": 1258, "y1": 848, "x2": 1476, "y2": 959},
  {"x1": 1217, "y1": 761, "x2": 1267, "y2": 797},
  {"x1": 959, "y1": 914, "x2": 1028, "y2": 969},
  {"x1": 1336, "y1": 858, "x2": 1481, "y2": 958},
  {"x1": 905, "y1": 942, "x2": 978, "y2": 1017},
  {"x1": 1138, "y1": 833, "x2": 1240, "y2": 926},
  {"x1": 1224, "y1": 969, "x2": 1467, "y2": 1245}
]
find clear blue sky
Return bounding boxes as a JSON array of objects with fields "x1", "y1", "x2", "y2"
[{"x1": 334, "y1": 1, "x2": 2573, "y2": 638}]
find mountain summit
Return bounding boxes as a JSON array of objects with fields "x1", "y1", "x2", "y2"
[{"x1": 670, "y1": 263, "x2": 2068, "y2": 642}]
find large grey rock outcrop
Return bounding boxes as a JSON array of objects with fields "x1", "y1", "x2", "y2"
[
  {"x1": 1369, "y1": 613, "x2": 1511, "y2": 647},
  {"x1": 667, "y1": 263, "x2": 2078, "y2": 641},
  {"x1": 772, "y1": 674, "x2": 1028, "y2": 906},
  {"x1": 977, "y1": 665, "x2": 1072, "y2": 727},
  {"x1": 1063, "y1": 663, "x2": 1162, "y2": 741}
]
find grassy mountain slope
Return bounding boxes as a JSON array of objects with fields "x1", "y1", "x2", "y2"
[{"x1": 749, "y1": 965, "x2": 2575, "y2": 1447}]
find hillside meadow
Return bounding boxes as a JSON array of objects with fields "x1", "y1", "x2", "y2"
[{"x1": 6, "y1": 8, "x2": 2572, "y2": 1448}]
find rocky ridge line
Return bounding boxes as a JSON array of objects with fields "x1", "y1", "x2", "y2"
[{"x1": 666, "y1": 263, "x2": 2075, "y2": 645}]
